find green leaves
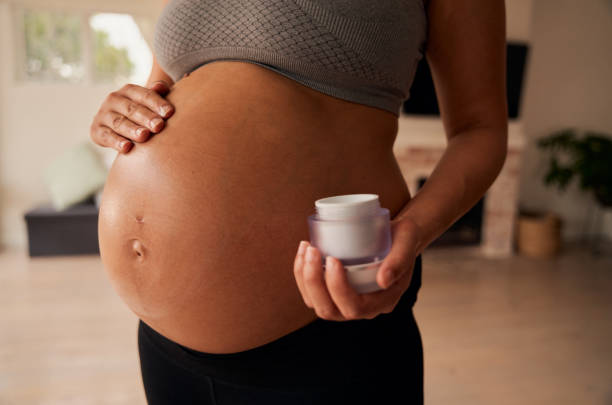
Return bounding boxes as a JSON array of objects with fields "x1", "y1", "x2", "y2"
[
  {"x1": 23, "y1": 9, "x2": 136, "y2": 84},
  {"x1": 92, "y1": 29, "x2": 135, "y2": 82},
  {"x1": 537, "y1": 128, "x2": 612, "y2": 206},
  {"x1": 24, "y1": 9, "x2": 83, "y2": 81}
]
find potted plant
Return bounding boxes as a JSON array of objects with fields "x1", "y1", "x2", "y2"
[
  {"x1": 517, "y1": 128, "x2": 612, "y2": 257},
  {"x1": 537, "y1": 128, "x2": 612, "y2": 206}
]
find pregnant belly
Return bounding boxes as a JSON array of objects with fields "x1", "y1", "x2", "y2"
[{"x1": 98, "y1": 61, "x2": 411, "y2": 353}]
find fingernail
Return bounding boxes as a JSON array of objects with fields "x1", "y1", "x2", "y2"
[
  {"x1": 298, "y1": 241, "x2": 308, "y2": 256},
  {"x1": 159, "y1": 105, "x2": 172, "y2": 117},
  {"x1": 305, "y1": 246, "x2": 315, "y2": 263},
  {"x1": 119, "y1": 141, "x2": 132, "y2": 152},
  {"x1": 136, "y1": 127, "x2": 148, "y2": 139},
  {"x1": 150, "y1": 117, "x2": 163, "y2": 129},
  {"x1": 325, "y1": 256, "x2": 332, "y2": 269}
]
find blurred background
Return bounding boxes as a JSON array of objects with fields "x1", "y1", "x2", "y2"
[{"x1": 0, "y1": 0, "x2": 611, "y2": 404}]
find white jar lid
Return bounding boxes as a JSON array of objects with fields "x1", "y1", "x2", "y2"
[{"x1": 315, "y1": 194, "x2": 380, "y2": 220}]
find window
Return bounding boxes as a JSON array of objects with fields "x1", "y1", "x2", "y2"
[
  {"x1": 23, "y1": 9, "x2": 84, "y2": 83},
  {"x1": 18, "y1": 7, "x2": 152, "y2": 86},
  {"x1": 90, "y1": 13, "x2": 152, "y2": 85}
]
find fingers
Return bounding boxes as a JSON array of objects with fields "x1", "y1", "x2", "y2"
[
  {"x1": 324, "y1": 256, "x2": 370, "y2": 319},
  {"x1": 293, "y1": 241, "x2": 312, "y2": 307},
  {"x1": 90, "y1": 82, "x2": 176, "y2": 152},
  {"x1": 360, "y1": 262, "x2": 414, "y2": 314},
  {"x1": 109, "y1": 82, "x2": 175, "y2": 137},
  {"x1": 148, "y1": 80, "x2": 171, "y2": 96},
  {"x1": 90, "y1": 124, "x2": 133, "y2": 153},
  {"x1": 377, "y1": 218, "x2": 420, "y2": 289},
  {"x1": 326, "y1": 256, "x2": 406, "y2": 319},
  {"x1": 302, "y1": 246, "x2": 343, "y2": 320},
  {"x1": 100, "y1": 111, "x2": 151, "y2": 143},
  {"x1": 107, "y1": 92, "x2": 167, "y2": 135},
  {"x1": 118, "y1": 83, "x2": 174, "y2": 119},
  {"x1": 293, "y1": 236, "x2": 417, "y2": 321}
]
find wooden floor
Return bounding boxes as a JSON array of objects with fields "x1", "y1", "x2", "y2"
[{"x1": 1, "y1": 242, "x2": 611, "y2": 404}]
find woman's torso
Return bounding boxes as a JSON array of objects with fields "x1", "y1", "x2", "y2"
[
  {"x1": 98, "y1": 61, "x2": 412, "y2": 353},
  {"x1": 99, "y1": 0, "x2": 428, "y2": 353}
]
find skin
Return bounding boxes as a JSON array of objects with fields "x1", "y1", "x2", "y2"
[
  {"x1": 97, "y1": 61, "x2": 408, "y2": 352},
  {"x1": 92, "y1": 0, "x2": 507, "y2": 351},
  {"x1": 89, "y1": 73, "x2": 175, "y2": 153},
  {"x1": 90, "y1": 0, "x2": 174, "y2": 153}
]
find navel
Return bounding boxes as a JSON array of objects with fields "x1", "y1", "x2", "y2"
[{"x1": 130, "y1": 239, "x2": 146, "y2": 262}]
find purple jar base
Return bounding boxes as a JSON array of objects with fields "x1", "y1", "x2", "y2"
[{"x1": 323, "y1": 257, "x2": 385, "y2": 294}]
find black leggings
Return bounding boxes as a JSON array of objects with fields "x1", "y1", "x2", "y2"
[{"x1": 137, "y1": 255, "x2": 423, "y2": 405}]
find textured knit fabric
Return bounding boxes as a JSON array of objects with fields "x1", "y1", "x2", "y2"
[{"x1": 153, "y1": 0, "x2": 428, "y2": 116}]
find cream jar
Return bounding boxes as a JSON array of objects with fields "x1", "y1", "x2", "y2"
[{"x1": 307, "y1": 194, "x2": 391, "y2": 293}]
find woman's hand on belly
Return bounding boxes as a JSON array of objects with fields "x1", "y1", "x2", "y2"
[
  {"x1": 89, "y1": 80, "x2": 175, "y2": 153},
  {"x1": 293, "y1": 216, "x2": 422, "y2": 321}
]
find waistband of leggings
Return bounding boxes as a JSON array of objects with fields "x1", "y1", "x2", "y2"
[{"x1": 139, "y1": 254, "x2": 422, "y2": 391}]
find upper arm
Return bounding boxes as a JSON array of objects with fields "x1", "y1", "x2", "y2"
[
  {"x1": 149, "y1": 57, "x2": 174, "y2": 87},
  {"x1": 425, "y1": 0, "x2": 508, "y2": 139},
  {"x1": 147, "y1": 0, "x2": 174, "y2": 86}
]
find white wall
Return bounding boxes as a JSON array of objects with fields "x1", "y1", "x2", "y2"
[
  {"x1": 506, "y1": 0, "x2": 533, "y2": 42},
  {"x1": 519, "y1": 0, "x2": 612, "y2": 241},
  {"x1": 0, "y1": 4, "x2": 5, "y2": 250},
  {"x1": 0, "y1": 0, "x2": 161, "y2": 250}
]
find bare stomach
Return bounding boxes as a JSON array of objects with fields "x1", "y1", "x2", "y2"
[{"x1": 98, "y1": 61, "x2": 411, "y2": 353}]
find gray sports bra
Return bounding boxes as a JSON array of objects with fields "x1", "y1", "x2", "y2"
[{"x1": 153, "y1": 0, "x2": 428, "y2": 117}]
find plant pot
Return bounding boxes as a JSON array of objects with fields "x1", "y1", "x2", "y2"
[{"x1": 516, "y1": 211, "x2": 563, "y2": 258}]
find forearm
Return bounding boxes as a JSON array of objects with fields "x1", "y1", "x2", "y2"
[{"x1": 395, "y1": 126, "x2": 508, "y2": 255}]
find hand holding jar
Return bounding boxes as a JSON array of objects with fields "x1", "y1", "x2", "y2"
[{"x1": 293, "y1": 194, "x2": 422, "y2": 321}]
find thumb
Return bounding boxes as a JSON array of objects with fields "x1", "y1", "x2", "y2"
[
  {"x1": 377, "y1": 217, "x2": 420, "y2": 289},
  {"x1": 148, "y1": 80, "x2": 171, "y2": 96}
]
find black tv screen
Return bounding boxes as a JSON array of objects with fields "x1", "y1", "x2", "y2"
[{"x1": 402, "y1": 42, "x2": 529, "y2": 119}]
